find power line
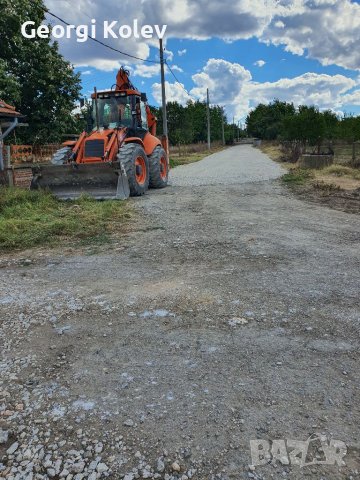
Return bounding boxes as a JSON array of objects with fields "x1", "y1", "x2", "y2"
[
  {"x1": 165, "y1": 60, "x2": 196, "y2": 100},
  {"x1": 30, "y1": 1, "x2": 202, "y2": 102},
  {"x1": 29, "y1": 0, "x2": 158, "y2": 64},
  {"x1": 61, "y1": 0, "x2": 94, "y2": 23},
  {"x1": 46, "y1": 10, "x2": 158, "y2": 64}
]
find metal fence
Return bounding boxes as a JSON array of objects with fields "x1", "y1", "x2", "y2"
[
  {"x1": 331, "y1": 141, "x2": 360, "y2": 166},
  {"x1": 280, "y1": 140, "x2": 360, "y2": 166}
]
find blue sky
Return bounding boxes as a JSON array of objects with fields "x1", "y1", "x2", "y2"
[{"x1": 45, "y1": 0, "x2": 360, "y2": 121}]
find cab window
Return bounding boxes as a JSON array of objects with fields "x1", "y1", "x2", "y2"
[
  {"x1": 134, "y1": 98, "x2": 148, "y2": 130},
  {"x1": 140, "y1": 102, "x2": 148, "y2": 130}
]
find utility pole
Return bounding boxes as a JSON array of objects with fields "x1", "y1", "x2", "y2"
[
  {"x1": 206, "y1": 88, "x2": 211, "y2": 150},
  {"x1": 159, "y1": 39, "x2": 168, "y2": 138}
]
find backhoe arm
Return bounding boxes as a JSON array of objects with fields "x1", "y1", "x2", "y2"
[{"x1": 146, "y1": 105, "x2": 157, "y2": 136}]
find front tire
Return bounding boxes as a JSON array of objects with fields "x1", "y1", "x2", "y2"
[
  {"x1": 51, "y1": 147, "x2": 72, "y2": 165},
  {"x1": 118, "y1": 143, "x2": 149, "y2": 196},
  {"x1": 149, "y1": 146, "x2": 169, "y2": 189}
]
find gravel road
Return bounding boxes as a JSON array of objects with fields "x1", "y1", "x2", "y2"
[
  {"x1": 170, "y1": 146, "x2": 284, "y2": 186},
  {"x1": 0, "y1": 145, "x2": 359, "y2": 480}
]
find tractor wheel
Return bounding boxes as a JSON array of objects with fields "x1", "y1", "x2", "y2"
[
  {"x1": 149, "y1": 146, "x2": 168, "y2": 189},
  {"x1": 51, "y1": 147, "x2": 72, "y2": 165},
  {"x1": 118, "y1": 143, "x2": 149, "y2": 196}
]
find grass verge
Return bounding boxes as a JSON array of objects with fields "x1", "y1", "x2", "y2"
[
  {"x1": 259, "y1": 142, "x2": 284, "y2": 163},
  {"x1": 282, "y1": 169, "x2": 314, "y2": 185},
  {"x1": 259, "y1": 142, "x2": 360, "y2": 188},
  {"x1": 170, "y1": 146, "x2": 227, "y2": 168},
  {"x1": 0, "y1": 188, "x2": 131, "y2": 252},
  {"x1": 320, "y1": 165, "x2": 360, "y2": 180}
]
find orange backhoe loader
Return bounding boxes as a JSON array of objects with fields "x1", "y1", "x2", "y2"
[{"x1": 31, "y1": 67, "x2": 169, "y2": 200}]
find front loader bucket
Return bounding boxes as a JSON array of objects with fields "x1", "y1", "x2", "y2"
[{"x1": 31, "y1": 162, "x2": 130, "y2": 201}]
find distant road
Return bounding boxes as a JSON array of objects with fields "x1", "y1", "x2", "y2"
[{"x1": 170, "y1": 144, "x2": 285, "y2": 186}]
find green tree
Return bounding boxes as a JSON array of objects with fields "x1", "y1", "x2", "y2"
[
  {"x1": 282, "y1": 106, "x2": 326, "y2": 151},
  {"x1": 152, "y1": 101, "x2": 232, "y2": 145},
  {"x1": 166, "y1": 101, "x2": 194, "y2": 145},
  {"x1": 210, "y1": 105, "x2": 225, "y2": 142},
  {"x1": 322, "y1": 109, "x2": 339, "y2": 140},
  {"x1": 0, "y1": 0, "x2": 82, "y2": 144},
  {"x1": 246, "y1": 100, "x2": 295, "y2": 140},
  {"x1": 337, "y1": 115, "x2": 360, "y2": 142},
  {"x1": 185, "y1": 101, "x2": 207, "y2": 143}
]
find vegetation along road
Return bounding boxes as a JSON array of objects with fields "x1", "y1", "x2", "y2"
[{"x1": 0, "y1": 145, "x2": 359, "y2": 480}]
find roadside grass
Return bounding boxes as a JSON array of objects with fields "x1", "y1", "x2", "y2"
[
  {"x1": 259, "y1": 142, "x2": 294, "y2": 170},
  {"x1": 0, "y1": 188, "x2": 131, "y2": 252},
  {"x1": 282, "y1": 166, "x2": 360, "y2": 190},
  {"x1": 259, "y1": 142, "x2": 360, "y2": 190},
  {"x1": 313, "y1": 165, "x2": 360, "y2": 191},
  {"x1": 170, "y1": 145, "x2": 227, "y2": 168},
  {"x1": 312, "y1": 181, "x2": 341, "y2": 192},
  {"x1": 321, "y1": 165, "x2": 360, "y2": 180},
  {"x1": 282, "y1": 169, "x2": 315, "y2": 185},
  {"x1": 259, "y1": 142, "x2": 284, "y2": 163}
]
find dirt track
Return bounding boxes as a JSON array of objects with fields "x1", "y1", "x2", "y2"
[{"x1": 1, "y1": 145, "x2": 359, "y2": 480}]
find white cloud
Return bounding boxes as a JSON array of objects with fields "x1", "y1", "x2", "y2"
[
  {"x1": 170, "y1": 58, "x2": 360, "y2": 120},
  {"x1": 45, "y1": 0, "x2": 360, "y2": 72},
  {"x1": 190, "y1": 59, "x2": 252, "y2": 102},
  {"x1": 45, "y1": 0, "x2": 276, "y2": 70},
  {"x1": 132, "y1": 63, "x2": 183, "y2": 78},
  {"x1": 274, "y1": 20, "x2": 285, "y2": 28},
  {"x1": 164, "y1": 48, "x2": 174, "y2": 62},
  {"x1": 246, "y1": 73, "x2": 357, "y2": 110},
  {"x1": 152, "y1": 81, "x2": 190, "y2": 105},
  {"x1": 143, "y1": 0, "x2": 273, "y2": 41},
  {"x1": 178, "y1": 49, "x2": 187, "y2": 56},
  {"x1": 75, "y1": 59, "x2": 122, "y2": 72},
  {"x1": 171, "y1": 65, "x2": 184, "y2": 73},
  {"x1": 187, "y1": 59, "x2": 251, "y2": 119},
  {"x1": 262, "y1": 0, "x2": 360, "y2": 70},
  {"x1": 133, "y1": 64, "x2": 160, "y2": 78},
  {"x1": 45, "y1": 0, "x2": 152, "y2": 69},
  {"x1": 254, "y1": 60, "x2": 266, "y2": 67},
  {"x1": 340, "y1": 90, "x2": 360, "y2": 106},
  {"x1": 81, "y1": 70, "x2": 92, "y2": 75}
]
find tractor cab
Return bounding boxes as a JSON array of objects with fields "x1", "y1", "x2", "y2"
[{"x1": 91, "y1": 91, "x2": 149, "y2": 133}]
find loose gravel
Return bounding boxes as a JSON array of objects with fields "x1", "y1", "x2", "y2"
[
  {"x1": 0, "y1": 146, "x2": 359, "y2": 480},
  {"x1": 170, "y1": 145, "x2": 285, "y2": 186}
]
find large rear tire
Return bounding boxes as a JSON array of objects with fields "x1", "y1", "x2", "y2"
[
  {"x1": 118, "y1": 143, "x2": 149, "y2": 196},
  {"x1": 51, "y1": 147, "x2": 72, "y2": 165},
  {"x1": 148, "y1": 146, "x2": 168, "y2": 189}
]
